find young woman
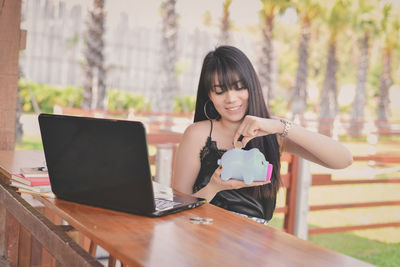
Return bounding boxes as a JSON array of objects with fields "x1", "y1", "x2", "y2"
[{"x1": 172, "y1": 45, "x2": 353, "y2": 224}]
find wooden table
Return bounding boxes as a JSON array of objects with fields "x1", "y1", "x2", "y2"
[{"x1": 0, "y1": 150, "x2": 373, "y2": 266}]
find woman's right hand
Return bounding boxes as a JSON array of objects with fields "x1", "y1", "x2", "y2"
[
  {"x1": 192, "y1": 165, "x2": 270, "y2": 202},
  {"x1": 209, "y1": 166, "x2": 270, "y2": 192}
]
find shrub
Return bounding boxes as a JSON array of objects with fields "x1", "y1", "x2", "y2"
[
  {"x1": 18, "y1": 79, "x2": 83, "y2": 113},
  {"x1": 269, "y1": 97, "x2": 289, "y2": 117},
  {"x1": 107, "y1": 89, "x2": 150, "y2": 112},
  {"x1": 18, "y1": 79, "x2": 196, "y2": 114},
  {"x1": 174, "y1": 95, "x2": 196, "y2": 113}
]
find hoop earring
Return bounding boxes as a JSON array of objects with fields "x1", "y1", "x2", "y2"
[{"x1": 203, "y1": 99, "x2": 219, "y2": 120}]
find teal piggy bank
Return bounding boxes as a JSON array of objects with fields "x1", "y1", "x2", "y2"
[{"x1": 217, "y1": 148, "x2": 273, "y2": 185}]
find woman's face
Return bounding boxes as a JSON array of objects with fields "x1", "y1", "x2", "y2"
[{"x1": 209, "y1": 74, "x2": 249, "y2": 122}]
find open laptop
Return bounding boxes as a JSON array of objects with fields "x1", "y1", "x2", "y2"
[{"x1": 38, "y1": 113, "x2": 205, "y2": 217}]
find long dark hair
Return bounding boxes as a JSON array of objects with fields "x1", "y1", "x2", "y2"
[{"x1": 193, "y1": 45, "x2": 281, "y2": 199}]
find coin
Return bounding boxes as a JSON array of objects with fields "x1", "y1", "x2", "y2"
[
  {"x1": 189, "y1": 217, "x2": 213, "y2": 224},
  {"x1": 234, "y1": 140, "x2": 242, "y2": 149}
]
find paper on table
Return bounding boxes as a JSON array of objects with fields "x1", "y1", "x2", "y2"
[{"x1": 152, "y1": 181, "x2": 173, "y2": 201}]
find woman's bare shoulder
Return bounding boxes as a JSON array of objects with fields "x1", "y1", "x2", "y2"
[{"x1": 182, "y1": 120, "x2": 211, "y2": 141}]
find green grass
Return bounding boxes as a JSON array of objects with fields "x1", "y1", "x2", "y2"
[
  {"x1": 338, "y1": 134, "x2": 400, "y2": 143},
  {"x1": 15, "y1": 135, "x2": 43, "y2": 150},
  {"x1": 339, "y1": 135, "x2": 367, "y2": 142},
  {"x1": 268, "y1": 217, "x2": 400, "y2": 267},
  {"x1": 309, "y1": 232, "x2": 400, "y2": 267},
  {"x1": 268, "y1": 215, "x2": 284, "y2": 229}
]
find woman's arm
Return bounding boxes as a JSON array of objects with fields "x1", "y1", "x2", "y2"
[
  {"x1": 280, "y1": 123, "x2": 353, "y2": 169},
  {"x1": 234, "y1": 116, "x2": 353, "y2": 169},
  {"x1": 172, "y1": 123, "x2": 205, "y2": 195}
]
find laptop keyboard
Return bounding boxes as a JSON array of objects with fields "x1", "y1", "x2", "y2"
[{"x1": 155, "y1": 198, "x2": 181, "y2": 211}]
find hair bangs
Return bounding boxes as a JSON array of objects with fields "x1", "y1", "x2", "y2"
[{"x1": 207, "y1": 55, "x2": 244, "y2": 94}]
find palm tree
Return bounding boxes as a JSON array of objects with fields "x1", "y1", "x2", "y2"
[
  {"x1": 291, "y1": 0, "x2": 320, "y2": 125},
  {"x1": 152, "y1": 0, "x2": 179, "y2": 113},
  {"x1": 376, "y1": 3, "x2": 399, "y2": 133},
  {"x1": 82, "y1": 0, "x2": 106, "y2": 110},
  {"x1": 348, "y1": 0, "x2": 380, "y2": 137},
  {"x1": 259, "y1": 0, "x2": 291, "y2": 105},
  {"x1": 318, "y1": 0, "x2": 350, "y2": 136},
  {"x1": 219, "y1": 0, "x2": 232, "y2": 45}
]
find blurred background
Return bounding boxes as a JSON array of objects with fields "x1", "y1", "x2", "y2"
[{"x1": 12, "y1": 0, "x2": 400, "y2": 266}]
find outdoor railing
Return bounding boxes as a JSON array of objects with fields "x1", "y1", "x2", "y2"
[{"x1": 308, "y1": 153, "x2": 400, "y2": 235}]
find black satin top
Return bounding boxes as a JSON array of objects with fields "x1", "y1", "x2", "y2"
[{"x1": 192, "y1": 120, "x2": 276, "y2": 220}]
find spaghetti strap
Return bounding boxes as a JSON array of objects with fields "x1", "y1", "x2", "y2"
[{"x1": 209, "y1": 120, "x2": 213, "y2": 137}]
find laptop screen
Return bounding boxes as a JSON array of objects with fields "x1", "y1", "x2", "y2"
[{"x1": 39, "y1": 114, "x2": 156, "y2": 214}]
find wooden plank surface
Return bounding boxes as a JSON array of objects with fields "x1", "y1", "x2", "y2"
[
  {"x1": 36, "y1": 196, "x2": 373, "y2": 267},
  {"x1": 0, "y1": 150, "x2": 45, "y2": 182},
  {"x1": 310, "y1": 200, "x2": 400, "y2": 210},
  {"x1": 0, "y1": 150, "x2": 374, "y2": 267}
]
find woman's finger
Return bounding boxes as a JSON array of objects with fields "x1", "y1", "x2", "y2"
[
  {"x1": 233, "y1": 127, "x2": 245, "y2": 144},
  {"x1": 226, "y1": 178, "x2": 270, "y2": 190},
  {"x1": 241, "y1": 136, "x2": 252, "y2": 148}
]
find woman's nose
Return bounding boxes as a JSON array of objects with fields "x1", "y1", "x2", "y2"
[{"x1": 224, "y1": 90, "x2": 238, "y2": 102}]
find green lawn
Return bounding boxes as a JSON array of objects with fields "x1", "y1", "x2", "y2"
[
  {"x1": 268, "y1": 216, "x2": 400, "y2": 267},
  {"x1": 308, "y1": 232, "x2": 400, "y2": 267},
  {"x1": 15, "y1": 134, "x2": 43, "y2": 150}
]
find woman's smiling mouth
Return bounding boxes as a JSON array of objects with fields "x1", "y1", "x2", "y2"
[{"x1": 226, "y1": 105, "x2": 242, "y2": 112}]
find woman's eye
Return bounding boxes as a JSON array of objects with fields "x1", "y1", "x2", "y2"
[
  {"x1": 233, "y1": 83, "x2": 246, "y2": 91},
  {"x1": 214, "y1": 88, "x2": 224, "y2": 95}
]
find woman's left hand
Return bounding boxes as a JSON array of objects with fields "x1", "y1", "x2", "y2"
[{"x1": 233, "y1": 115, "x2": 281, "y2": 147}]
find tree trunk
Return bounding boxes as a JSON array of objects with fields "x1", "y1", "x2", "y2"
[
  {"x1": 219, "y1": 0, "x2": 231, "y2": 44},
  {"x1": 82, "y1": 0, "x2": 106, "y2": 110},
  {"x1": 259, "y1": 16, "x2": 274, "y2": 105},
  {"x1": 376, "y1": 49, "x2": 392, "y2": 133},
  {"x1": 318, "y1": 41, "x2": 338, "y2": 136},
  {"x1": 292, "y1": 19, "x2": 310, "y2": 125},
  {"x1": 152, "y1": 0, "x2": 178, "y2": 113},
  {"x1": 349, "y1": 33, "x2": 369, "y2": 137}
]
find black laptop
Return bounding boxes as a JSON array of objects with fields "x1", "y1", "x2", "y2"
[{"x1": 38, "y1": 113, "x2": 205, "y2": 217}]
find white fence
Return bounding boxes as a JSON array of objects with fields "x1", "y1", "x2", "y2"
[{"x1": 19, "y1": 0, "x2": 260, "y2": 98}]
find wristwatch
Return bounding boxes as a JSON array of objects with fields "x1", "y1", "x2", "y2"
[{"x1": 279, "y1": 119, "x2": 292, "y2": 138}]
